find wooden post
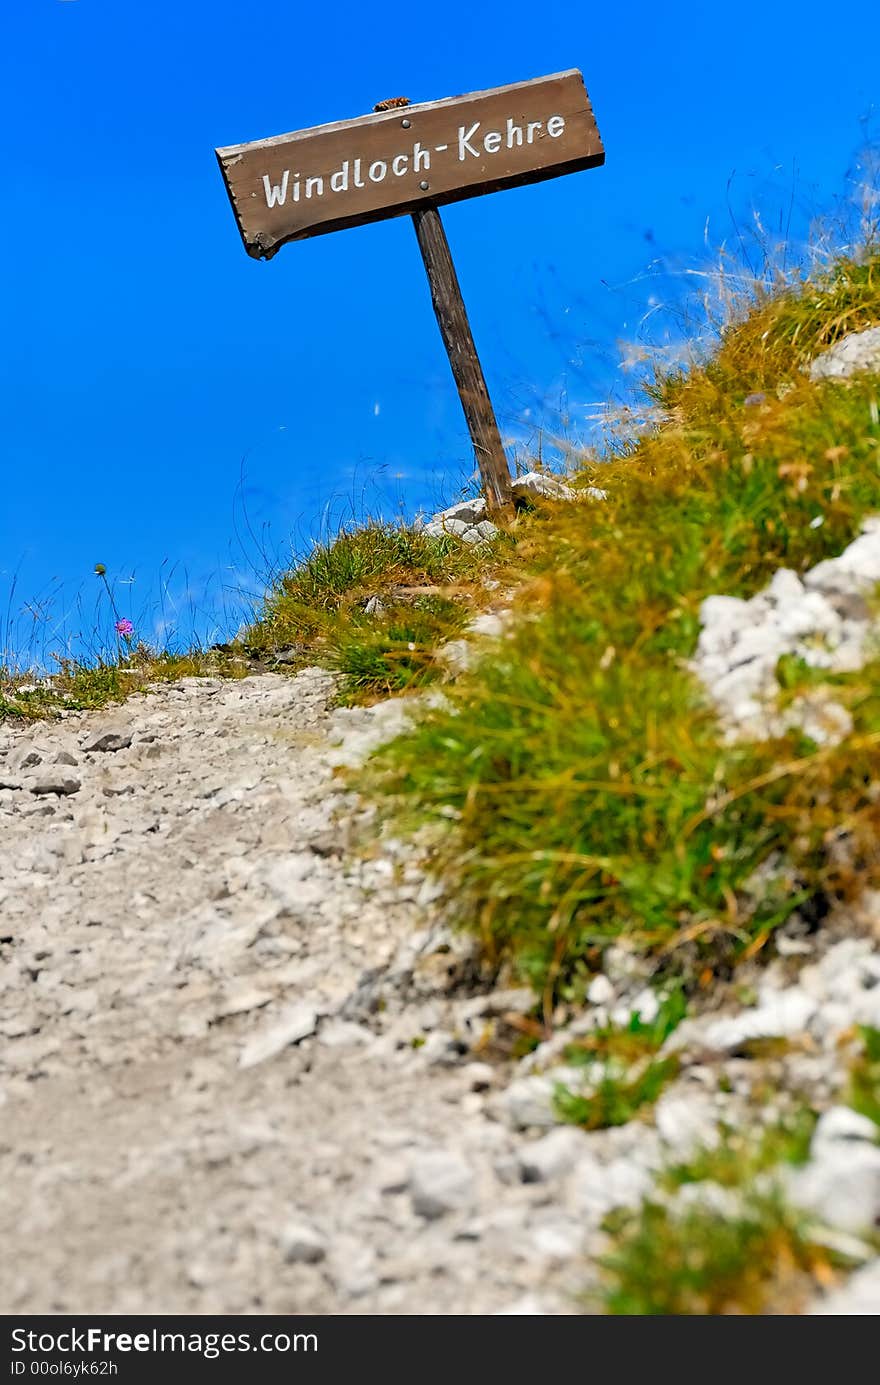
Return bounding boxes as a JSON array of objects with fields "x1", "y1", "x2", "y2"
[
  {"x1": 218, "y1": 74, "x2": 605, "y2": 522},
  {"x1": 411, "y1": 206, "x2": 514, "y2": 522}
]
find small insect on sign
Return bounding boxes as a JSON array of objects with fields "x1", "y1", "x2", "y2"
[{"x1": 216, "y1": 71, "x2": 604, "y2": 517}]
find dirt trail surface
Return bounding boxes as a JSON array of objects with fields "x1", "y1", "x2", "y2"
[
  {"x1": 3, "y1": 670, "x2": 880, "y2": 1315},
  {"x1": 0, "y1": 672, "x2": 595, "y2": 1315}
]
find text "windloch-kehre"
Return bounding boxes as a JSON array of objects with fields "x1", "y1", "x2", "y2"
[{"x1": 261, "y1": 113, "x2": 569, "y2": 207}]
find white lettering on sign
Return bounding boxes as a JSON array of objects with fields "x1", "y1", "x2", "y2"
[
  {"x1": 260, "y1": 113, "x2": 567, "y2": 209},
  {"x1": 262, "y1": 171, "x2": 290, "y2": 208},
  {"x1": 458, "y1": 123, "x2": 480, "y2": 160}
]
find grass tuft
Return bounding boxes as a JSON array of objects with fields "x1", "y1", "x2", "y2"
[
  {"x1": 236, "y1": 521, "x2": 510, "y2": 702},
  {"x1": 553, "y1": 991, "x2": 686, "y2": 1129},
  {"x1": 0, "y1": 650, "x2": 249, "y2": 723},
  {"x1": 555, "y1": 1055, "x2": 679, "y2": 1131},
  {"x1": 2, "y1": 524, "x2": 506, "y2": 721},
  {"x1": 361, "y1": 249, "x2": 880, "y2": 1000},
  {"x1": 660, "y1": 1108, "x2": 818, "y2": 1191},
  {"x1": 600, "y1": 1191, "x2": 841, "y2": 1315},
  {"x1": 847, "y1": 1026, "x2": 880, "y2": 1128}
]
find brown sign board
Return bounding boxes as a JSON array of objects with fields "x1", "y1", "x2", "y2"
[{"x1": 216, "y1": 70, "x2": 604, "y2": 259}]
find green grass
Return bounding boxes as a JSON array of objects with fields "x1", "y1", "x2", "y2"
[
  {"x1": 326, "y1": 596, "x2": 469, "y2": 702},
  {"x1": 598, "y1": 1103, "x2": 871, "y2": 1312},
  {"x1": 555, "y1": 1055, "x2": 679, "y2": 1131},
  {"x1": 600, "y1": 1191, "x2": 840, "y2": 1315},
  {"x1": 8, "y1": 253, "x2": 880, "y2": 1021},
  {"x1": 360, "y1": 249, "x2": 880, "y2": 1003},
  {"x1": 564, "y1": 992, "x2": 687, "y2": 1065},
  {"x1": 2, "y1": 523, "x2": 507, "y2": 723},
  {"x1": 847, "y1": 1026, "x2": 880, "y2": 1127},
  {"x1": 0, "y1": 650, "x2": 250, "y2": 724},
  {"x1": 237, "y1": 521, "x2": 511, "y2": 703},
  {"x1": 552, "y1": 991, "x2": 686, "y2": 1129},
  {"x1": 660, "y1": 1107, "x2": 817, "y2": 1191}
]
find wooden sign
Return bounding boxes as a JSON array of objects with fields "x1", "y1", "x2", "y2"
[
  {"x1": 216, "y1": 72, "x2": 604, "y2": 519},
  {"x1": 217, "y1": 71, "x2": 603, "y2": 260}
]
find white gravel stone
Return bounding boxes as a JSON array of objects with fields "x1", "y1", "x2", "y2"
[
  {"x1": 693, "y1": 518, "x2": 880, "y2": 741},
  {"x1": 805, "y1": 525, "x2": 880, "y2": 596},
  {"x1": 409, "y1": 1150, "x2": 476, "y2": 1219},
  {"x1": 808, "y1": 1260, "x2": 880, "y2": 1314},
  {"x1": 494, "y1": 1293, "x2": 550, "y2": 1315},
  {"x1": 672, "y1": 1181, "x2": 744, "y2": 1218},
  {"x1": 786, "y1": 1144, "x2": 880, "y2": 1234},
  {"x1": 317, "y1": 1020, "x2": 371, "y2": 1049},
  {"x1": 10, "y1": 747, "x2": 43, "y2": 772},
  {"x1": 238, "y1": 1004, "x2": 318, "y2": 1069},
  {"x1": 629, "y1": 987, "x2": 660, "y2": 1025},
  {"x1": 430, "y1": 497, "x2": 488, "y2": 525},
  {"x1": 27, "y1": 774, "x2": 81, "y2": 796},
  {"x1": 517, "y1": 1126, "x2": 590, "y2": 1183},
  {"x1": 654, "y1": 1092, "x2": 720, "y2": 1158},
  {"x1": 279, "y1": 1220, "x2": 326, "y2": 1264},
  {"x1": 498, "y1": 1076, "x2": 560, "y2": 1130},
  {"x1": 80, "y1": 728, "x2": 133, "y2": 753},
  {"x1": 467, "y1": 612, "x2": 509, "y2": 639},
  {"x1": 528, "y1": 1215, "x2": 583, "y2": 1260},
  {"x1": 587, "y1": 974, "x2": 614, "y2": 1006},
  {"x1": 811, "y1": 1105, "x2": 880, "y2": 1154},
  {"x1": 700, "y1": 987, "x2": 816, "y2": 1051},
  {"x1": 462, "y1": 1062, "x2": 494, "y2": 1092},
  {"x1": 511, "y1": 471, "x2": 576, "y2": 502},
  {"x1": 567, "y1": 1154, "x2": 653, "y2": 1221},
  {"x1": 808, "y1": 324, "x2": 880, "y2": 381}
]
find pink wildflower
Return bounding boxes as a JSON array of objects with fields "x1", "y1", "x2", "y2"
[{"x1": 115, "y1": 618, "x2": 134, "y2": 638}]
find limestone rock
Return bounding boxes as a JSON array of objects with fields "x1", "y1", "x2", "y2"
[
  {"x1": 693, "y1": 521, "x2": 880, "y2": 741},
  {"x1": 238, "y1": 1004, "x2": 318, "y2": 1069},
  {"x1": 497, "y1": 1075, "x2": 560, "y2": 1130},
  {"x1": 809, "y1": 1260, "x2": 880, "y2": 1314},
  {"x1": 586, "y1": 974, "x2": 614, "y2": 1006},
  {"x1": 786, "y1": 1145, "x2": 880, "y2": 1234},
  {"x1": 567, "y1": 1154, "x2": 653, "y2": 1221},
  {"x1": 27, "y1": 774, "x2": 81, "y2": 797},
  {"x1": 669, "y1": 986, "x2": 816, "y2": 1053},
  {"x1": 512, "y1": 471, "x2": 576, "y2": 502},
  {"x1": 517, "y1": 1126, "x2": 590, "y2": 1183},
  {"x1": 654, "y1": 1091, "x2": 720, "y2": 1157},
  {"x1": 422, "y1": 499, "x2": 499, "y2": 545},
  {"x1": 81, "y1": 728, "x2": 133, "y2": 753},
  {"x1": 808, "y1": 325, "x2": 880, "y2": 381},
  {"x1": 409, "y1": 1150, "x2": 476, "y2": 1218},
  {"x1": 279, "y1": 1220, "x2": 326, "y2": 1265}
]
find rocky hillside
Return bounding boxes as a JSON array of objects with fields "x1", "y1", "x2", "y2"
[{"x1": 2, "y1": 253, "x2": 880, "y2": 1315}]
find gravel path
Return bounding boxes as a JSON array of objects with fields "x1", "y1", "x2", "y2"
[
  {"x1": 0, "y1": 672, "x2": 597, "y2": 1315},
  {"x1": 2, "y1": 668, "x2": 879, "y2": 1315}
]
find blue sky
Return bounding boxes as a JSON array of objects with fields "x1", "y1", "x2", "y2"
[{"x1": 1, "y1": 0, "x2": 877, "y2": 664}]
